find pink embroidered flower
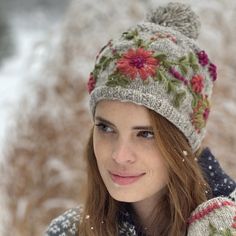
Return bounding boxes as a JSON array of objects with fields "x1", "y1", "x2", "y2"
[
  {"x1": 197, "y1": 50, "x2": 209, "y2": 66},
  {"x1": 203, "y1": 107, "x2": 210, "y2": 121},
  {"x1": 208, "y1": 63, "x2": 217, "y2": 81},
  {"x1": 87, "y1": 73, "x2": 96, "y2": 94},
  {"x1": 116, "y1": 48, "x2": 159, "y2": 80},
  {"x1": 191, "y1": 75, "x2": 204, "y2": 93}
]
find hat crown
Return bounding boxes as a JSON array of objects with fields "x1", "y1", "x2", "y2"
[{"x1": 146, "y1": 2, "x2": 201, "y2": 40}]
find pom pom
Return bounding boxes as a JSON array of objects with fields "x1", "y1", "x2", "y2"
[{"x1": 146, "y1": 2, "x2": 201, "y2": 39}]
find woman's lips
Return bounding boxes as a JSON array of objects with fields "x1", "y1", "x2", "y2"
[{"x1": 109, "y1": 171, "x2": 145, "y2": 185}]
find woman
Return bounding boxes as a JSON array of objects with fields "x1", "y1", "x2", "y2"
[{"x1": 46, "y1": 2, "x2": 236, "y2": 235}]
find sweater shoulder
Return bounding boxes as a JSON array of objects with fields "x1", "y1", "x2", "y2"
[{"x1": 45, "y1": 206, "x2": 83, "y2": 236}]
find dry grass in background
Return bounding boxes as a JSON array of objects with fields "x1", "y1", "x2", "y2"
[
  {"x1": 2, "y1": 32, "x2": 91, "y2": 235},
  {"x1": 1, "y1": 0, "x2": 235, "y2": 235}
]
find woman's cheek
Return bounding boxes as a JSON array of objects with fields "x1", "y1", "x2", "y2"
[
  {"x1": 135, "y1": 138, "x2": 156, "y2": 150},
  {"x1": 94, "y1": 133, "x2": 114, "y2": 155}
]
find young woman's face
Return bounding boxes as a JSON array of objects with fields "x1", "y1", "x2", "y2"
[{"x1": 93, "y1": 100, "x2": 168, "y2": 203}]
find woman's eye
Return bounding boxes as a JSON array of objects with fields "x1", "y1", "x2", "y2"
[
  {"x1": 95, "y1": 123, "x2": 114, "y2": 133},
  {"x1": 137, "y1": 131, "x2": 154, "y2": 139}
]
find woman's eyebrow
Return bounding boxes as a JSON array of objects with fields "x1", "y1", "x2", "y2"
[
  {"x1": 95, "y1": 116, "x2": 115, "y2": 127},
  {"x1": 95, "y1": 116, "x2": 153, "y2": 130}
]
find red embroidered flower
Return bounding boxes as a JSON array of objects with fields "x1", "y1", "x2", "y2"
[
  {"x1": 191, "y1": 75, "x2": 204, "y2": 93},
  {"x1": 87, "y1": 73, "x2": 96, "y2": 94},
  {"x1": 116, "y1": 48, "x2": 159, "y2": 80}
]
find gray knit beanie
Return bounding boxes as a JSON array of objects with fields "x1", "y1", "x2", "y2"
[{"x1": 87, "y1": 2, "x2": 217, "y2": 151}]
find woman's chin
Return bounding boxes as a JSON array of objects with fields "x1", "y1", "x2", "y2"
[{"x1": 108, "y1": 190, "x2": 145, "y2": 203}]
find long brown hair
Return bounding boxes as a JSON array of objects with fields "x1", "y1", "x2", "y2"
[{"x1": 78, "y1": 109, "x2": 211, "y2": 236}]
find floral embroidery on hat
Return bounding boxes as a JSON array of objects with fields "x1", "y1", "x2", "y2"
[
  {"x1": 197, "y1": 50, "x2": 209, "y2": 66},
  {"x1": 208, "y1": 63, "x2": 217, "y2": 81},
  {"x1": 169, "y1": 67, "x2": 188, "y2": 85},
  {"x1": 191, "y1": 96, "x2": 210, "y2": 133},
  {"x1": 150, "y1": 32, "x2": 177, "y2": 43},
  {"x1": 87, "y1": 73, "x2": 96, "y2": 94},
  {"x1": 197, "y1": 50, "x2": 217, "y2": 81},
  {"x1": 88, "y1": 27, "x2": 217, "y2": 134},
  {"x1": 95, "y1": 40, "x2": 113, "y2": 60},
  {"x1": 191, "y1": 74, "x2": 204, "y2": 93},
  {"x1": 116, "y1": 48, "x2": 159, "y2": 80}
]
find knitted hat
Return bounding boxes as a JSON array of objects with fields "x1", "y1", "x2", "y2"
[
  {"x1": 187, "y1": 197, "x2": 236, "y2": 235},
  {"x1": 87, "y1": 2, "x2": 217, "y2": 151}
]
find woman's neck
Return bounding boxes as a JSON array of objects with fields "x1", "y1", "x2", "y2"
[{"x1": 131, "y1": 191, "x2": 163, "y2": 229}]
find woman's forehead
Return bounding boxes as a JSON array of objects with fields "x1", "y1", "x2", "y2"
[{"x1": 95, "y1": 100, "x2": 152, "y2": 125}]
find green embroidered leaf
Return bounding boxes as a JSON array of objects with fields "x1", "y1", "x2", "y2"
[
  {"x1": 113, "y1": 52, "x2": 122, "y2": 60},
  {"x1": 99, "y1": 56, "x2": 107, "y2": 64},
  {"x1": 102, "y1": 57, "x2": 113, "y2": 70},
  {"x1": 191, "y1": 97, "x2": 197, "y2": 108},
  {"x1": 118, "y1": 80, "x2": 127, "y2": 87},
  {"x1": 123, "y1": 32, "x2": 135, "y2": 40},
  {"x1": 179, "y1": 64, "x2": 188, "y2": 75},
  {"x1": 134, "y1": 38, "x2": 145, "y2": 48},
  {"x1": 191, "y1": 93, "x2": 199, "y2": 108},
  {"x1": 93, "y1": 68, "x2": 100, "y2": 78},
  {"x1": 157, "y1": 70, "x2": 166, "y2": 82},
  {"x1": 94, "y1": 64, "x2": 101, "y2": 70},
  {"x1": 195, "y1": 93, "x2": 203, "y2": 101},
  {"x1": 167, "y1": 82, "x2": 171, "y2": 93},
  {"x1": 186, "y1": 52, "x2": 200, "y2": 72},
  {"x1": 105, "y1": 80, "x2": 118, "y2": 87},
  {"x1": 178, "y1": 56, "x2": 188, "y2": 63},
  {"x1": 171, "y1": 79, "x2": 182, "y2": 85},
  {"x1": 162, "y1": 60, "x2": 172, "y2": 69},
  {"x1": 167, "y1": 81, "x2": 176, "y2": 93},
  {"x1": 189, "y1": 52, "x2": 197, "y2": 64},
  {"x1": 94, "y1": 66, "x2": 100, "y2": 72},
  {"x1": 191, "y1": 63, "x2": 200, "y2": 72},
  {"x1": 122, "y1": 29, "x2": 139, "y2": 40},
  {"x1": 194, "y1": 112, "x2": 203, "y2": 120},
  {"x1": 202, "y1": 99, "x2": 209, "y2": 108},
  {"x1": 173, "y1": 91, "x2": 186, "y2": 108},
  {"x1": 154, "y1": 53, "x2": 167, "y2": 61},
  {"x1": 173, "y1": 97, "x2": 180, "y2": 108},
  {"x1": 177, "y1": 91, "x2": 186, "y2": 100},
  {"x1": 106, "y1": 73, "x2": 130, "y2": 88},
  {"x1": 93, "y1": 56, "x2": 114, "y2": 79}
]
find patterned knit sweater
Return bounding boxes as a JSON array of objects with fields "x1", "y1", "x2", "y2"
[{"x1": 45, "y1": 148, "x2": 236, "y2": 236}]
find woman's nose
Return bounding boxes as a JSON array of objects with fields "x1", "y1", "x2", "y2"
[{"x1": 111, "y1": 140, "x2": 136, "y2": 164}]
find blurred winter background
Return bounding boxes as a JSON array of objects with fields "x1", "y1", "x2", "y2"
[{"x1": 0, "y1": 0, "x2": 235, "y2": 235}]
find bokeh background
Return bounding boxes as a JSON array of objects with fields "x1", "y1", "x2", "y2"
[{"x1": 0, "y1": 0, "x2": 235, "y2": 235}]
